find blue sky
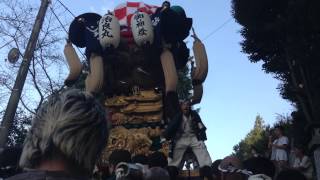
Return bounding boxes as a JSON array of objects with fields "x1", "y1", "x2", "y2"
[{"x1": 54, "y1": 0, "x2": 294, "y2": 160}]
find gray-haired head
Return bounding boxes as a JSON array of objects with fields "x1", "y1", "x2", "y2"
[{"x1": 19, "y1": 88, "x2": 108, "y2": 175}]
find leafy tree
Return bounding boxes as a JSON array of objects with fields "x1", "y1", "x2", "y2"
[
  {"x1": 0, "y1": 0, "x2": 71, "y2": 114},
  {"x1": 0, "y1": 108, "x2": 31, "y2": 147},
  {"x1": 233, "y1": 115, "x2": 293, "y2": 161},
  {"x1": 0, "y1": 0, "x2": 73, "y2": 146},
  {"x1": 231, "y1": 0, "x2": 320, "y2": 152},
  {"x1": 233, "y1": 115, "x2": 268, "y2": 161}
]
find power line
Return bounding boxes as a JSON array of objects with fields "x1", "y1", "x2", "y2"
[
  {"x1": 1, "y1": 0, "x2": 86, "y2": 59},
  {"x1": 49, "y1": 3, "x2": 86, "y2": 60},
  {"x1": 202, "y1": 17, "x2": 233, "y2": 42},
  {"x1": 49, "y1": 6, "x2": 68, "y2": 34},
  {"x1": 55, "y1": 0, "x2": 76, "y2": 18}
]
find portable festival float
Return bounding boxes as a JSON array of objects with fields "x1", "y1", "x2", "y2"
[{"x1": 64, "y1": 1, "x2": 208, "y2": 177}]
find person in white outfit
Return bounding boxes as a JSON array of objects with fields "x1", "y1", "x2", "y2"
[
  {"x1": 164, "y1": 100, "x2": 212, "y2": 180},
  {"x1": 269, "y1": 126, "x2": 289, "y2": 173},
  {"x1": 291, "y1": 145, "x2": 314, "y2": 180}
]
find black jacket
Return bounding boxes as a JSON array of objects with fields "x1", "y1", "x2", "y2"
[{"x1": 163, "y1": 110, "x2": 207, "y2": 141}]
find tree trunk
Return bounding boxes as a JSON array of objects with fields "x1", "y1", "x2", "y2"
[{"x1": 284, "y1": 50, "x2": 313, "y2": 123}]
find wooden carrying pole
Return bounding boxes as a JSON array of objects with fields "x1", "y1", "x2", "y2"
[{"x1": 0, "y1": 0, "x2": 50, "y2": 149}]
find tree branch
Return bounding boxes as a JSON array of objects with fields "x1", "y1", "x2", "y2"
[
  {"x1": 28, "y1": 57, "x2": 44, "y2": 111},
  {"x1": 39, "y1": 47, "x2": 54, "y2": 94}
]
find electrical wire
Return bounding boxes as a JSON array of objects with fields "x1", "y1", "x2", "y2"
[
  {"x1": 0, "y1": 0, "x2": 86, "y2": 59},
  {"x1": 49, "y1": 6, "x2": 68, "y2": 34},
  {"x1": 49, "y1": 3, "x2": 87, "y2": 60},
  {"x1": 52, "y1": 0, "x2": 232, "y2": 57},
  {"x1": 55, "y1": 0, "x2": 76, "y2": 18},
  {"x1": 202, "y1": 17, "x2": 233, "y2": 42}
]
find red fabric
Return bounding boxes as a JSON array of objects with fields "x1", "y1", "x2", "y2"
[
  {"x1": 113, "y1": 2, "x2": 158, "y2": 43},
  {"x1": 127, "y1": 14, "x2": 134, "y2": 27},
  {"x1": 120, "y1": 30, "x2": 132, "y2": 38},
  {"x1": 114, "y1": 6, "x2": 126, "y2": 20},
  {"x1": 120, "y1": 30, "x2": 134, "y2": 44},
  {"x1": 127, "y1": 2, "x2": 140, "y2": 7},
  {"x1": 114, "y1": 2, "x2": 158, "y2": 28}
]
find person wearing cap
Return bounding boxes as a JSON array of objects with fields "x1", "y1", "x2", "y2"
[{"x1": 165, "y1": 100, "x2": 212, "y2": 180}]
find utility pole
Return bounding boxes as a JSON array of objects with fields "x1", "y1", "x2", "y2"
[{"x1": 0, "y1": 0, "x2": 50, "y2": 149}]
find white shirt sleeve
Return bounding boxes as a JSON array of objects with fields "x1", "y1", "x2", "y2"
[{"x1": 279, "y1": 136, "x2": 289, "y2": 146}]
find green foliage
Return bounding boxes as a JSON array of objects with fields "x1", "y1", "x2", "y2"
[
  {"x1": 233, "y1": 115, "x2": 268, "y2": 160},
  {"x1": 233, "y1": 115, "x2": 292, "y2": 161},
  {"x1": 273, "y1": 114, "x2": 293, "y2": 138},
  {"x1": 232, "y1": 0, "x2": 320, "y2": 104},
  {"x1": 232, "y1": 0, "x2": 320, "y2": 150}
]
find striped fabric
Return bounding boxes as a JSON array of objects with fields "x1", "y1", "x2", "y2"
[
  {"x1": 113, "y1": 2, "x2": 158, "y2": 37},
  {"x1": 218, "y1": 164, "x2": 253, "y2": 176}
]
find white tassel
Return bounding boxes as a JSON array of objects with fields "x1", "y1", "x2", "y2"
[
  {"x1": 64, "y1": 42, "x2": 82, "y2": 83},
  {"x1": 85, "y1": 53, "x2": 104, "y2": 93},
  {"x1": 160, "y1": 49, "x2": 178, "y2": 93},
  {"x1": 192, "y1": 29, "x2": 208, "y2": 83}
]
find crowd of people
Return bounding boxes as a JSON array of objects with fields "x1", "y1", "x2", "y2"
[
  {"x1": 211, "y1": 152, "x2": 313, "y2": 180},
  {"x1": 0, "y1": 88, "x2": 316, "y2": 180},
  {"x1": 207, "y1": 125, "x2": 315, "y2": 180},
  {"x1": 268, "y1": 126, "x2": 314, "y2": 180}
]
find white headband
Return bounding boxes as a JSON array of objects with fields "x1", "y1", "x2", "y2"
[{"x1": 218, "y1": 164, "x2": 253, "y2": 176}]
